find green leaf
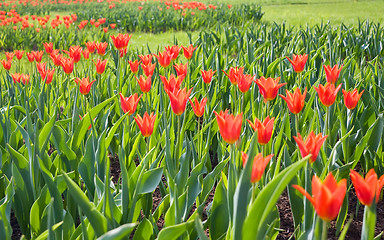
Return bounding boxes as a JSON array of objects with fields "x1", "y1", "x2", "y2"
[
  {"x1": 105, "y1": 112, "x2": 129, "y2": 149},
  {"x1": 157, "y1": 221, "x2": 194, "y2": 240},
  {"x1": 138, "y1": 168, "x2": 163, "y2": 195},
  {"x1": 96, "y1": 223, "x2": 138, "y2": 240},
  {"x1": 133, "y1": 218, "x2": 153, "y2": 240}
]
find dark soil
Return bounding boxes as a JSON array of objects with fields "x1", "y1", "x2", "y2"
[{"x1": 11, "y1": 211, "x2": 21, "y2": 240}]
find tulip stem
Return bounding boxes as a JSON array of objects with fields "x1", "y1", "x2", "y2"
[
  {"x1": 303, "y1": 161, "x2": 312, "y2": 231},
  {"x1": 324, "y1": 106, "x2": 329, "y2": 151},
  {"x1": 321, "y1": 220, "x2": 328, "y2": 240},
  {"x1": 295, "y1": 113, "x2": 300, "y2": 136}
]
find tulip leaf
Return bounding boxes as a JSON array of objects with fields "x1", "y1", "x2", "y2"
[
  {"x1": 157, "y1": 220, "x2": 194, "y2": 240},
  {"x1": 96, "y1": 223, "x2": 138, "y2": 240}
]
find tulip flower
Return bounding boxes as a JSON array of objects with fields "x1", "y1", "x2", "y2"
[
  {"x1": 174, "y1": 62, "x2": 188, "y2": 80},
  {"x1": 279, "y1": 87, "x2": 307, "y2": 114},
  {"x1": 119, "y1": 48, "x2": 128, "y2": 58},
  {"x1": 74, "y1": 77, "x2": 96, "y2": 95},
  {"x1": 43, "y1": 42, "x2": 53, "y2": 55},
  {"x1": 286, "y1": 54, "x2": 308, "y2": 73},
  {"x1": 241, "y1": 152, "x2": 274, "y2": 183},
  {"x1": 60, "y1": 57, "x2": 74, "y2": 74},
  {"x1": 166, "y1": 87, "x2": 192, "y2": 115},
  {"x1": 64, "y1": 46, "x2": 82, "y2": 63},
  {"x1": 82, "y1": 49, "x2": 90, "y2": 60},
  {"x1": 119, "y1": 93, "x2": 142, "y2": 115},
  {"x1": 160, "y1": 74, "x2": 183, "y2": 93},
  {"x1": 1, "y1": 59, "x2": 11, "y2": 71},
  {"x1": 165, "y1": 45, "x2": 180, "y2": 60},
  {"x1": 111, "y1": 33, "x2": 131, "y2": 50},
  {"x1": 255, "y1": 76, "x2": 287, "y2": 102},
  {"x1": 85, "y1": 41, "x2": 96, "y2": 53},
  {"x1": 153, "y1": 51, "x2": 173, "y2": 68},
  {"x1": 214, "y1": 110, "x2": 242, "y2": 144},
  {"x1": 181, "y1": 44, "x2": 197, "y2": 60},
  {"x1": 350, "y1": 169, "x2": 384, "y2": 206},
  {"x1": 14, "y1": 50, "x2": 24, "y2": 60},
  {"x1": 26, "y1": 52, "x2": 35, "y2": 62},
  {"x1": 11, "y1": 73, "x2": 21, "y2": 83},
  {"x1": 49, "y1": 52, "x2": 63, "y2": 66},
  {"x1": 139, "y1": 54, "x2": 153, "y2": 66},
  {"x1": 293, "y1": 131, "x2": 327, "y2": 163},
  {"x1": 5, "y1": 52, "x2": 14, "y2": 61},
  {"x1": 247, "y1": 116, "x2": 274, "y2": 145},
  {"x1": 189, "y1": 97, "x2": 207, "y2": 117},
  {"x1": 342, "y1": 89, "x2": 364, "y2": 110},
  {"x1": 135, "y1": 75, "x2": 152, "y2": 93},
  {"x1": 141, "y1": 63, "x2": 156, "y2": 77},
  {"x1": 201, "y1": 69, "x2": 216, "y2": 84},
  {"x1": 293, "y1": 173, "x2": 347, "y2": 221},
  {"x1": 36, "y1": 62, "x2": 47, "y2": 74},
  {"x1": 93, "y1": 59, "x2": 107, "y2": 74},
  {"x1": 237, "y1": 73, "x2": 254, "y2": 93},
  {"x1": 32, "y1": 51, "x2": 44, "y2": 63},
  {"x1": 134, "y1": 112, "x2": 156, "y2": 137},
  {"x1": 21, "y1": 74, "x2": 30, "y2": 85},
  {"x1": 323, "y1": 64, "x2": 343, "y2": 84},
  {"x1": 95, "y1": 42, "x2": 108, "y2": 56},
  {"x1": 40, "y1": 68, "x2": 55, "y2": 84},
  {"x1": 314, "y1": 83, "x2": 342, "y2": 107},
  {"x1": 128, "y1": 60, "x2": 141, "y2": 74},
  {"x1": 222, "y1": 67, "x2": 244, "y2": 85}
]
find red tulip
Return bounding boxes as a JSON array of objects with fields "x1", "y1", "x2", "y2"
[
  {"x1": 111, "y1": 33, "x2": 131, "y2": 50},
  {"x1": 314, "y1": 83, "x2": 342, "y2": 107},
  {"x1": 21, "y1": 74, "x2": 30, "y2": 85},
  {"x1": 350, "y1": 169, "x2": 384, "y2": 206},
  {"x1": 286, "y1": 54, "x2": 308, "y2": 73},
  {"x1": 293, "y1": 131, "x2": 327, "y2": 163},
  {"x1": 255, "y1": 76, "x2": 287, "y2": 102},
  {"x1": 14, "y1": 50, "x2": 24, "y2": 60},
  {"x1": 323, "y1": 64, "x2": 343, "y2": 84},
  {"x1": 237, "y1": 73, "x2": 254, "y2": 93},
  {"x1": 141, "y1": 63, "x2": 156, "y2": 77},
  {"x1": 138, "y1": 54, "x2": 153, "y2": 66},
  {"x1": 32, "y1": 51, "x2": 44, "y2": 63},
  {"x1": 93, "y1": 59, "x2": 107, "y2": 74},
  {"x1": 189, "y1": 97, "x2": 207, "y2": 117},
  {"x1": 134, "y1": 112, "x2": 156, "y2": 137},
  {"x1": 103, "y1": 27, "x2": 108, "y2": 33},
  {"x1": 110, "y1": 23, "x2": 116, "y2": 29},
  {"x1": 222, "y1": 67, "x2": 243, "y2": 85},
  {"x1": 342, "y1": 89, "x2": 364, "y2": 110},
  {"x1": 75, "y1": 77, "x2": 96, "y2": 95},
  {"x1": 43, "y1": 42, "x2": 53, "y2": 55},
  {"x1": 279, "y1": 87, "x2": 307, "y2": 114},
  {"x1": 181, "y1": 44, "x2": 197, "y2": 60},
  {"x1": 247, "y1": 116, "x2": 274, "y2": 145},
  {"x1": 41, "y1": 68, "x2": 55, "y2": 84},
  {"x1": 64, "y1": 46, "x2": 82, "y2": 63},
  {"x1": 293, "y1": 173, "x2": 346, "y2": 221},
  {"x1": 5, "y1": 52, "x2": 14, "y2": 61},
  {"x1": 160, "y1": 74, "x2": 183, "y2": 92},
  {"x1": 119, "y1": 48, "x2": 127, "y2": 58},
  {"x1": 119, "y1": 93, "x2": 142, "y2": 115},
  {"x1": 153, "y1": 51, "x2": 173, "y2": 68},
  {"x1": 135, "y1": 75, "x2": 151, "y2": 93},
  {"x1": 11, "y1": 73, "x2": 21, "y2": 83},
  {"x1": 49, "y1": 52, "x2": 63, "y2": 66},
  {"x1": 60, "y1": 57, "x2": 74, "y2": 74},
  {"x1": 173, "y1": 62, "x2": 188, "y2": 80},
  {"x1": 1, "y1": 59, "x2": 11, "y2": 71},
  {"x1": 128, "y1": 60, "x2": 141, "y2": 74},
  {"x1": 85, "y1": 41, "x2": 96, "y2": 53},
  {"x1": 95, "y1": 42, "x2": 108, "y2": 56},
  {"x1": 165, "y1": 45, "x2": 180, "y2": 60},
  {"x1": 36, "y1": 62, "x2": 47, "y2": 74},
  {"x1": 82, "y1": 49, "x2": 90, "y2": 60},
  {"x1": 26, "y1": 52, "x2": 35, "y2": 62},
  {"x1": 214, "y1": 110, "x2": 242, "y2": 144},
  {"x1": 167, "y1": 87, "x2": 192, "y2": 115},
  {"x1": 241, "y1": 152, "x2": 273, "y2": 183},
  {"x1": 201, "y1": 69, "x2": 216, "y2": 84}
]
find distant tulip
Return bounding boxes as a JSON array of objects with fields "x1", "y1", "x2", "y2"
[
  {"x1": 214, "y1": 110, "x2": 242, "y2": 144},
  {"x1": 222, "y1": 67, "x2": 244, "y2": 85},
  {"x1": 138, "y1": 54, "x2": 153, "y2": 66},
  {"x1": 32, "y1": 51, "x2": 44, "y2": 62},
  {"x1": 26, "y1": 52, "x2": 35, "y2": 62},
  {"x1": 111, "y1": 33, "x2": 131, "y2": 50},
  {"x1": 1, "y1": 59, "x2": 11, "y2": 71},
  {"x1": 43, "y1": 42, "x2": 53, "y2": 55},
  {"x1": 64, "y1": 46, "x2": 82, "y2": 63},
  {"x1": 119, "y1": 93, "x2": 142, "y2": 115},
  {"x1": 134, "y1": 112, "x2": 156, "y2": 137},
  {"x1": 21, "y1": 74, "x2": 30, "y2": 85},
  {"x1": 293, "y1": 173, "x2": 346, "y2": 221},
  {"x1": 128, "y1": 60, "x2": 141, "y2": 74},
  {"x1": 135, "y1": 75, "x2": 152, "y2": 93},
  {"x1": 173, "y1": 62, "x2": 188, "y2": 80},
  {"x1": 11, "y1": 73, "x2": 21, "y2": 83},
  {"x1": 279, "y1": 87, "x2": 307, "y2": 114},
  {"x1": 286, "y1": 54, "x2": 308, "y2": 73},
  {"x1": 247, "y1": 116, "x2": 274, "y2": 145},
  {"x1": 95, "y1": 42, "x2": 108, "y2": 56},
  {"x1": 342, "y1": 89, "x2": 364, "y2": 110},
  {"x1": 93, "y1": 59, "x2": 107, "y2": 74},
  {"x1": 49, "y1": 52, "x2": 63, "y2": 66},
  {"x1": 85, "y1": 41, "x2": 96, "y2": 53},
  {"x1": 314, "y1": 83, "x2": 342, "y2": 107},
  {"x1": 201, "y1": 69, "x2": 216, "y2": 84},
  {"x1": 241, "y1": 152, "x2": 273, "y2": 183},
  {"x1": 255, "y1": 76, "x2": 287, "y2": 102},
  {"x1": 181, "y1": 44, "x2": 197, "y2": 60},
  {"x1": 165, "y1": 45, "x2": 180, "y2": 60},
  {"x1": 60, "y1": 57, "x2": 74, "y2": 74},
  {"x1": 141, "y1": 63, "x2": 156, "y2": 77},
  {"x1": 14, "y1": 50, "x2": 24, "y2": 60},
  {"x1": 160, "y1": 74, "x2": 183, "y2": 92},
  {"x1": 189, "y1": 97, "x2": 207, "y2": 117},
  {"x1": 82, "y1": 49, "x2": 90, "y2": 60},
  {"x1": 153, "y1": 51, "x2": 173, "y2": 68},
  {"x1": 41, "y1": 68, "x2": 55, "y2": 84},
  {"x1": 293, "y1": 131, "x2": 327, "y2": 163},
  {"x1": 323, "y1": 64, "x2": 343, "y2": 84},
  {"x1": 167, "y1": 87, "x2": 192, "y2": 115},
  {"x1": 350, "y1": 169, "x2": 384, "y2": 206},
  {"x1": 5, "y1": 52, "x2": 14, "y2": 61},
  {"x1": 74, "y1": 77, "x2": 96, "y2": 95}
]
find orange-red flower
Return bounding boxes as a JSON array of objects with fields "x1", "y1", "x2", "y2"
[
  {"x1": 93, "y1": 59, "x2": 107, "y2": 74},
  {"x1": 43, "y1": 42, "x2": 53, "y2": 55},
  {"x1": 64, "y1": 46, "x2": 82, "y2": 63},
  {"x1": 214, "y1": 110, "x2": 242, "y2": 144},
  {"x1": 342, "y1": 89, "x2": 364, "y2": 110},
  {"x1": 60, "y1": 57, "x2": 74, "y2": 74},
  {"x1": 241, "y1": 152, "x2": 274, "y2": 183},
  {"x1": 119, "y1": 48, "x2": 127, "y2": 58},
  {"x1": 11, "y1": 73, "x2": 21, "y2": 83},
  {"x1": 135, "y1": 75, "x2": 151, "y2": 93},
  {"x1": 160, "y1": 74, "x2": 183, "y2": 92},
  {"x1": 247, "y1": 116, "x2": 274, "y2": 145},
  {"x1": 134, "y1": 112, "x2": 156, "y2": 137},
  {"x1": 111, "y1": 33, "x2": 131, "y2": 50},
  {"x1": 85, "y1": 41, "x2": 96, "y2": 53},
  {"x1": 165, "y1": 45, "x2": 180, "y2": 60},
  {"x1": 82, "y1": 49, "x2": 90, "y2": 60},
  {"x1": 314, "y1": 83, "x2": 342, "y2": 107},
  {"x1": 237, "y1": 73, "x2": 254, "y2": 93},
  {"x1": 49, "y1": 52, "x2": 63, "y2": 66},
  {"x1": 36, "y1": 62, "x2": 47, "y2": 74},
  {"x1": 95, "y1": 42, "x2": 108, "y2": 56},
  {"x1": 26, "y1": 52, "x2": 35, "y2": 62},
  {"x1": 128, "y1": 60, "x2": 141, "y2": 74},
  {"x1": 189, "y1": 97, "x2": 207, "y2": 117},
  {"x1": 222, "y1": 67, "x2": 243, "y2": 85},
  {"x1": 5, "y1": 52, "x2": 14, "y2": 61},
  {"x1": 279, "y1": 87, "x2": 307, "y2": 114},
  {"x1": 255, "y1": 76, "x2": 286, "y2": 101},
  {"x1": 293, "y1": 173, "x2": 346, "y2": 221},
  {"x1": 293, "y1": 131, "x2": 327, "y2": 163},
  {"x1": 1, "y1": 59, "x2": 11, "y2": 71},
  {"x1": 14, "y1": 50, "x2": 24, "y2": 60},
  {"x1": 350, "y1": 169, "x2": 384, "y2": 206},
  {"x1": 74, "y1": 77, "x2": 96, "y2": 95},
  {"x1": 138, "y1": 54, "x2": 152, "y2": 66},
  {"x1": 181, "y1": 44, "x2": 197, "y2": 60},
  {"x1": 173, "y1": 62, "x2": 187, "y2": 80},
  {"x1": 154, "y1": 51, "x2": 173, "y2": 68},
  {"x1": 119, "y1": 93, "x2": 142, "y2": 115},
  {"x1": 323, "y1": 64, "x2": 343, "y2": 84},
  {"x1": 32, "y1": 51, "x2": 44, "y2": 63},
  {"x1": 141, "y1": 63, "x2": 156, "y2": 77},
  {"x1": 21, "y1": 74, "x2": 29, "y2": 85},
  {"x1": 201, "y1": 69, "x2": 216, "y2": 84},
  {"x1": 286, "y1": 54, "x2": 308, "y2": 73},
  {"x1": 167, "y1": 87, "x2": 192, "y2": 115},
  {"x1": 41, "y1": 68, "x2": 55, "y2": 84}
]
